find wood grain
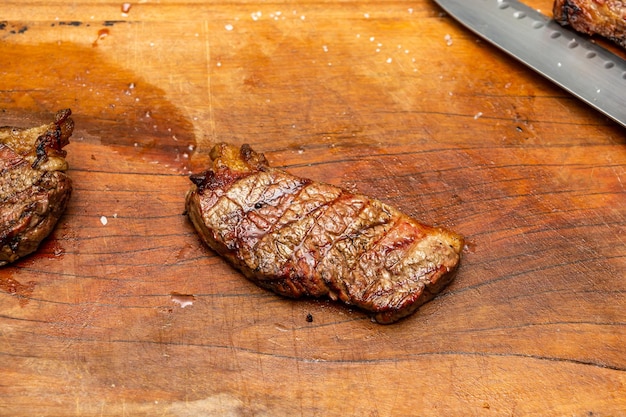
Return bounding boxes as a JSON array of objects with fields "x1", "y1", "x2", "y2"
[{"x1": 1, "y1": 1, "x2": 624, "y2": 416}]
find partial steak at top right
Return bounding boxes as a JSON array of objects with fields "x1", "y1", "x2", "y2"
[{"x1": 553, "y1": 0, "x2": 626, "y2": 49}]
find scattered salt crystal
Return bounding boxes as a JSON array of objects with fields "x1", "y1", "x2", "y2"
[
  {"x1": 474, "y1": 112, "x2": 483, "y2": 120},
  {"x1": 445, "y1": 34, "x2": 453, "y2": 46},
  {"x1": 251, "y1": 11, "x2": 262, "y2": 21},
  {"x1": 100, "y1": 216, "x2": 108, "y2": 226},
  {"x1": 216, "y1": 62, "x2": 222, "y2": 67},
  {"x1": 225, "y1": 24, "x2": 233, "y2": 31},
  {"x1": 408, "y1": 8, "x2": 413, "y2": 14},
  {"x1": 364, "y1": 13, "x2": 370, "y2": 18},
  {"x1": 386, "y1": 57, "x2": 392, "y2": 63},
  {"x1": 369, "y1": 36, "x2": 375, "y2": 42},
  {"x1": 322, "y1": 45, "x2": 328, "y2": 52}
]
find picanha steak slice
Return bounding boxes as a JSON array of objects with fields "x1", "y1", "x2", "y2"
[
  {"x1": 0, "y1": 109, "x2": 73, "y2": 266},
  {"x1": 186, "y1": 143, "x2": 463, "y2": 323},
  {"x1": 553, "y1": 0, "x2": 626, "y2": 49}
]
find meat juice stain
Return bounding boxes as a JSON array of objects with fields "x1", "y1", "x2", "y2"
[
  {"x1": 92, "y1": 28, "x2": 110, "y2": 47},
  {"x1": 0, "y1": 41, "x2": 196, "y2": 174},
  {"x1": 170, "y1": 292, "x2": 195, "y2": 308},
  {"x1": 0, "y1": 274, "x2": 35, "y2": 307}
]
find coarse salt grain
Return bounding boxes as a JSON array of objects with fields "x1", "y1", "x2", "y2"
[
  {"x1": 100, "y1": 216, "x2": 108, "y2": 226},
  {"x1": 225, "y1": 24, "x2": 233, "y2": 31}
]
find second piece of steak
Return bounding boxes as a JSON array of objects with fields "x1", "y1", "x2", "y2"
[
  {"x1": 0, "y1": 109, "x2": 74, "y2": 266},
  {"x1": 553, "y1": 0, "x2": 626, "y2": 49},
  {"x1": 186, "y1": 143, "x2": 463, "y2": 323}
]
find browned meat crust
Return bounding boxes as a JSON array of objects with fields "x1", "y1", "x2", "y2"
[
  {"x1": 186, "y1": 143, "x2": 463, "y2": 323},
  {"x1": 554, "y1": 0, "x2": 626, "y2": 49},
  {"x1": 0, "y1": 109, "x2": 73, "y2": 266}
]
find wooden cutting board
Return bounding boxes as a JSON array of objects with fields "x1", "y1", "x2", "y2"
[{"x1": 1, "y1": 1, "x2": 624, "y2": 415}]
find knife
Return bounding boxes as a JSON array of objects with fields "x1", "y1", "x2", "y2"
[{"x1": 432, "y1": 0, "x2": 626, "y2": 128}]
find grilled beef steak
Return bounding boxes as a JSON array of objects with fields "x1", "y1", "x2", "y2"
[
  {"x1": 186, "y1": 143, "x2": 463, "y2": 323},
  {"x1": 554, "y1": 0, "x2": 626, "y2": 49},
  {"x1": 0, "y1": 109, "x2": 73, "y2": 266}
]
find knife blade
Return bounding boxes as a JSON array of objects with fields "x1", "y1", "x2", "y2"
[{"x1": 433, "y1": 0, "x2": 626, "y2": 128}]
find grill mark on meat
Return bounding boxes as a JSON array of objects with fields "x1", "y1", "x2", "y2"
[
  {"x1": 258, "y1": 189, "x2": 379, "y2": 299},
  {"x1": 287, "y1": 189, "x2": 349, "y2": 273},
  {"x1": 320, "y1": 198, "x2": 395, "y2": 301},
  {"x1": 186, "y1": 143, "x2": 463, "y2": 323},
  {"x1": 325, "y1": 213, "x2": 429, "y2": 311},
  {"x1": 255, "y1": 184, "x2": 347, "y2": 297},
  {"x1": 205, "y1": 170, "x2": 311, "y2": 252}
]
